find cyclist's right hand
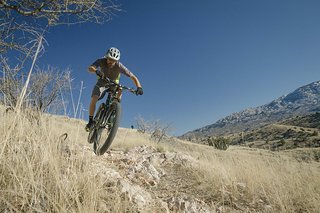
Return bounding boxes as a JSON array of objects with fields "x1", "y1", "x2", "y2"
[{"x1": 88, "y1": 66, "x2": 97, "y2": 73}]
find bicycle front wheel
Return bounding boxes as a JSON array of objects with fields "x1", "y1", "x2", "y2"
[
  {"x1": 94, "y1": 101, "x2": 121, "y2": 155},
  {"x1": 88, "y1": 103, "x2": 105, "y2": 144}
]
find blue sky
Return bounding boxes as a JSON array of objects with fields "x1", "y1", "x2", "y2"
[{"x1": 39, "y1": 0, "x2": 320, "y2": 136}]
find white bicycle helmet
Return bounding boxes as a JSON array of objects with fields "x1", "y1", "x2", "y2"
[{"x1": 105, "y1": 47, "x2": 120, "y2": 61}]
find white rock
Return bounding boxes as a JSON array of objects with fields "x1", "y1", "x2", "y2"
[{"x1": 119, "y1": 180, "x2": 152, "y2": 208}]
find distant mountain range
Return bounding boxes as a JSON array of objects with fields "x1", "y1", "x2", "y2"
[{"x1": 181, "y1": 80, "x2": 320, "y2": 139}]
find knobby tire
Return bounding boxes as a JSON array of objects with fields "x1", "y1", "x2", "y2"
[
  {"x1": 88, "y1": 104, "x2": 105, "y2": 144},
  {"x1": 94, "y1": 101, "x2": 121, "y2": 155}
]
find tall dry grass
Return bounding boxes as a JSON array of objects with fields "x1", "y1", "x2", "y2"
[
  {"x1": 156, "y1": 139, "x2": 320, "y2": 212},
  {"x1": 111, "y1": 129, "x2": 320, "y2": 212},
  {"x1": 1, "y1": 106, "x2": 320, "y2": 212},
  {"x1": 0, "y1": 108, "x2": 135, "y2": 212}
]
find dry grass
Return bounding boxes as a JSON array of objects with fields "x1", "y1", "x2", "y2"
[
  {"x1": 0, "y1": 108, "x2": 134, "y2": 212},
  {"x1": 155, "y1": 140, "x2": 320, "y2": 212},
  {"x1": 112, "y1": 130, "x2": 320, "y2": 212},
  {"x1": 112, "y1": 128, "x2": 169, "y2": 153},
  {"x1": 1, "y1": 106, "x2": 320, "y2": 212}
]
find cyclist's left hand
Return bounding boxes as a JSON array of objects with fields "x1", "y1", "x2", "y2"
[{"x1": 136, "y1": 87, "x2": 143, "y2": 95}]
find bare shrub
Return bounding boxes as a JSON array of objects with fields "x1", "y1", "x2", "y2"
[
  {"x1": 0, "y1": 59, "x2": 72, "y2": 113},
  {"x1": 0, "y1": 57, "x2": 24, "y2": 107},
  {"x1": 29, "y1": 66, "x2": 70, "y2": 112},
  {"x1": 135, "y1": 115, "x2": 173, "y2": 143}
]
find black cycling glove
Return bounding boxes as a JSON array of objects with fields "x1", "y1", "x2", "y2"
[{"x1": 136, "y1": 87, "x2": 143, "y2": 95}]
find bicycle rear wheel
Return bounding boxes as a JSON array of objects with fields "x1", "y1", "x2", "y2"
[{"x1": 94, "y1": 101, "x2": 121, "y2": 155}]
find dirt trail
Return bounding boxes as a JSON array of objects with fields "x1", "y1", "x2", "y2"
[{"x1": 82, "y1": 144, "x2": 213, "y2": 212}]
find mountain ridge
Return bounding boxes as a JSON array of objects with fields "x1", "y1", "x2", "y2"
[{"x1": 182, "y1": 80, "x2": 320, "y2": 138}]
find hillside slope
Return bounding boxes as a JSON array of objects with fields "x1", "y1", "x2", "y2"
[
  {"x1": 182, "y1": 80, "x2": 320, "y2": 139},
  {"x1": 1, "y1": 107, "x2": 320, "y2": 212},
  {"x1": 189, "y1": 113, "x2": 320, "y2": 152}
]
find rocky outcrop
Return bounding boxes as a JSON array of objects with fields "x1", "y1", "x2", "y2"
[{"x1": 86, "y1": 145, "x2": 208, "y2": 212}]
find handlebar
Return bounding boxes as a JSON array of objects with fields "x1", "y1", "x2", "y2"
[{"x1": 96, "y1": 70, "x2": 137, "y2": 95}]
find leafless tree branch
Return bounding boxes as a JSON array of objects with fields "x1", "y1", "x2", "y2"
[{"x1": 0, "y1": 0, "x2": 121, "y2": 56}]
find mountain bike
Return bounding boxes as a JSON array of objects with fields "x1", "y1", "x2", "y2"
[{"x1": 87, "y1": 75, "x2": 136, "y2": 155}]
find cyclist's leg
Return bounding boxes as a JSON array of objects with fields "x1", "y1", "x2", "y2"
[
  {"x1": 89, "y1": 95, "x2": 99, "y2": 117},
  {"x1": 90, "y1": 82, "x2": 103, "y2": 117},
  {"x1": 86, "y1": 83, "x2": 102, "y2": 131},
  {"x1": 86, "y1": 95, "x2": 99, "y2": 131},
  {"x1": 90, "y1": 80, "x2": 108, "y2": 116}
]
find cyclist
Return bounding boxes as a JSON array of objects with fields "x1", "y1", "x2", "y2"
[{"x1": 85, "y1": 47, "x2": 143, "y2": 131}]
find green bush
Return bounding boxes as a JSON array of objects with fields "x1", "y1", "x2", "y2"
[{"x1": 207, "y1": 136, "x2": 230, "y2": 150}]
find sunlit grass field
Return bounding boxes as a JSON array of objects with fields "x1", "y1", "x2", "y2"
[{"x1": 1, "y1": 107, "x2": 319, "y2": 212}]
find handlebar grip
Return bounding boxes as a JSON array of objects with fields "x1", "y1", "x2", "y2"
[
  {"x1": 96, "y1": 71, "x2": 112, "y2": 83},
  {"x1": 95, "y1": 70, "x2": 103, "y2": 78}
]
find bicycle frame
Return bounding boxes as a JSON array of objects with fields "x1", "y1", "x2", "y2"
[
  {"x1": 97, "y1": 77, "x2": 136, "y2": 126},
  {"x1": 88, "y1": 74, "x2": 136, "y2": 154}
]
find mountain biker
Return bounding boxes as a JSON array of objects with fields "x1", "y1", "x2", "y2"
[{"x1": 85, "y1": 47, "x2": 143, "y2": 131}]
